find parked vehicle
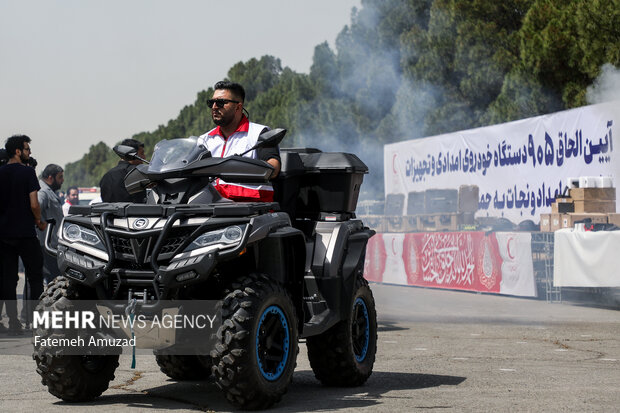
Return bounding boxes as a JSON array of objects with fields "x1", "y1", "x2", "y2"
[{"x1": 35, "y1": 129, "x2": 377, "y2": 409}]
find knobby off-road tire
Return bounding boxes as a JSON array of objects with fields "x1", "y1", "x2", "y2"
[
  {"x1": 211, "y1": 273, "x2": 298, "y2": 410},
  {"x1": 155, "y1": 355, "x2": 212, "y2": 381},
  {"x1": 33, "y1": 276, "x2": 120, "y2": 402},
  {"x1": 306, "y1": 275, "x2": 377, "y2": 386}
]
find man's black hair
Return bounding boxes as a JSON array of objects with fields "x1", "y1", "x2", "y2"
[
  {"x1": 120, "y1": 138, "x2": 144, "y2": 151},
  {"x1": 214, "y1": 81, "x2": 245, "y2": 103},
  {"x1": 4, "y1": 134, "x2": 31, "y2": 157},
  {"x1": 119, "y1": 138, "x2": 144, "y2": 161},
  {"x1": 67, "y1": 185, "x2": 79, "y2": 194},
  {"x1": 26, "y1": 157, "x2": 38, "y2": 168},
  {"x1": 41, "y1": 164, "x2": 63, "y2": 180}
]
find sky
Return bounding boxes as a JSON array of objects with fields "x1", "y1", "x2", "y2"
[{"x1": 0, "y1": 0, "x2": 360, "y2": 174}]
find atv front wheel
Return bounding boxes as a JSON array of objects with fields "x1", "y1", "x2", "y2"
[
  {"x1": 33, "y1": 276, "x2": 120, "y2": 401},
  {"x1": 35, "y1": 354, "x2": 120, "y2": 402},
  {"x1": 306, "y1": 275, "x2": 377, "y2": 386},
  {"x1": 211, "y1": 273, "x2": 298, "y2": 409}
]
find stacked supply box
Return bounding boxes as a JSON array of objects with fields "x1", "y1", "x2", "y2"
[
  {"x1": 607, "y1": 213, "x2": 620, "y2": 227},
  {"x1": 560, "y1": 213, "x2": 608, "y2": 229},
  {"x1": 569, "y1": 187, "x2": 616, "y2": 213},
  {"x1": 385, "y1": 193, "x2": 406, "y2": 232},
  {"x1": 543, "y1": 187, "x2": 615, "y2": 231},
  {"x1": 425, "y1": 189, "x2": 458, "y2": 213},
  {"x1": 539, "y1": 213, "x2": 563, "y2": 232},
  {"x1": 551, "y1": 197, "x2": 574, "y2": 213},
  {"x1": 458, "y1": 185, "x2": 479, "y2": 226},
  {"x1": 407, "y1": 191, "x2": 425, "y2": 215},
  {"x1": 367, "y1": 185, "x2": 481, "y2": 233},
  {"x1": 399, "y1": 186, "x2": 480, "y2": 232}
]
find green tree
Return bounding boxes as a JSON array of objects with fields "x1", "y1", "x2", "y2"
[
  {"x1": 488, "y1": 0, "x2": 619, "y2": 122},
  {"x1": 401, "y1": 0, "x2": 533, "y2": 135},
  {"x1": 63, "y1": 141, "x2": 116, "y2": 188}
]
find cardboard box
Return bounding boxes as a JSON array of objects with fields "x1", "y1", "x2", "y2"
[
  {"x1": 569, "y1": 187, "x2": 616, "y2": 201},
  {"x1": 550, "y1": 213, "x2": 562, "y2": 231},
  {"x1": 573, "y1": 200, "x2": 616, "y2": 213},
  {"x1": 540, "y1": 213, "x2": 551, "y2": 232},
  {"x1": 560, "y1": 213, "x2": 608, "y2": 229},
  {"x1": 551, "y1": 198, "x2": 574, "y2": 213},
  {"x1": 607, "y1": 213, "x2": 620, "y2": 227}
]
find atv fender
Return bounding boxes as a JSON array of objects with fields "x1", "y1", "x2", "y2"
[{"x1": 302, "y1": 220, "x2": 374, "y2": 336}]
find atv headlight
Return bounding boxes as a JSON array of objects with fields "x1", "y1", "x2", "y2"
[
  {"x1": 62, "y1": 223, "x2": 104, "y2": 248},
  {"x1": 184, "y1": 224, "x2": 246, "y2": 253}
]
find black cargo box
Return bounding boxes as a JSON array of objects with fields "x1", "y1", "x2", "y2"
[
  {"x1": 277, "y1": 149, "x2": 368, "y2": 219},
  {"x1": 425, "y1": 188, "x2": 458, "y2": 213},
  {"x1": 407, "y1": 191, "x2": 426, "y2": 215},
  {"x1": 384, "y1": 193, "x2": 405, "y2": 215}
]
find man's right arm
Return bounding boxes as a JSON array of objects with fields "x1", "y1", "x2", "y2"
[{"x1": 30, "y1": 191, "x2": 47, "y2": 231}]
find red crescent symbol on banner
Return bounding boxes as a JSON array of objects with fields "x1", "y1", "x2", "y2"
[
  {"x1": 392, "y1": 153, "x2": 398, "y2": 174},
  {"x1": 507, "y1": 237, "x2": 515, "y2": 260}
]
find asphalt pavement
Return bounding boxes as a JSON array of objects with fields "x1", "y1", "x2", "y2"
[{"x1": 1, "y1": 279, "x2": 619, "y2": 412}]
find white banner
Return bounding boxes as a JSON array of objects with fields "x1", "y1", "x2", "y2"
[
  {"x1": 554, "y1": 229, "x2": 620, "y2": 287},
  {"x1": 495, "y1": 232, "x2": 536, "y2": 297},
  {"x1": 384, "y1": 101, "x2": 620, "y2": 223}
]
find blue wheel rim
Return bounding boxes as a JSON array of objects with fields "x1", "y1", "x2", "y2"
[
  {"x1": 352, "y1": 297, "x2": 370, "y2": 362},
  {"x1": 256, "y1": 305, "x2": 290, "y2": 381}
]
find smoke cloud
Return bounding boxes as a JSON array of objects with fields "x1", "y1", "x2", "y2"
[{"x1": 586, "y1": 63, "x2": 620, "y2": 105}]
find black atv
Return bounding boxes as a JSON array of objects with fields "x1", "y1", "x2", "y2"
[{"x1": 35, "y1": 129, "x2": 377, "y2": 409}]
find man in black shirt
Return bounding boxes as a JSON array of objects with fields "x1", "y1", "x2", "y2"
[
  {"x1": 0, "y1": 135, "x2": 46, "y2": 334},
  {"x1": 99, "y1": 138, "x2": 147, "y2": 203}
]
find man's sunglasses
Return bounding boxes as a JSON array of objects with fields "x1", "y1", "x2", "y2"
[{"x1": 207, "y1": 98, "x2": 239, "y2": 108}]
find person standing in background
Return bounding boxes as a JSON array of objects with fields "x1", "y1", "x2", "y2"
[
  {"x1": 37, "y1": 164, "x2": 64, "y2": 285},
  {"x1": 62, "y1": 186, "x2": 79, "y2": 216},
  {"x1": 0, "y1": 135, "x2": 46, "y2": 335},
  {"x1": 100, "y1": 138, "x2": 147, "y2": 203}
]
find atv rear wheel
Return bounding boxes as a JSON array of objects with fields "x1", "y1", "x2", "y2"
[
  {"x1": 33, "y1": 276, "x2": 120, "y2": 401},
  {"x1": 211, "y1": 273, "x2": 298, "y2": 409},
  {"x1": 155, "y1": 355, "x2": 212, "y2": 381},
  {"x1": 306, "y1": 275, "x2": 377, "y2": 386}
]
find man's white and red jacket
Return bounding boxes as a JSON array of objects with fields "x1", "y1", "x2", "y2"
[{"x1": 198, "y1": 115, "x2": 276, "y2": 202}]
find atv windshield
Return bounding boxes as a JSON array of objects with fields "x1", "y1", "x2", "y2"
[{"x1": 148, "y1": 137, "x2": 208, "y2": 173}]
